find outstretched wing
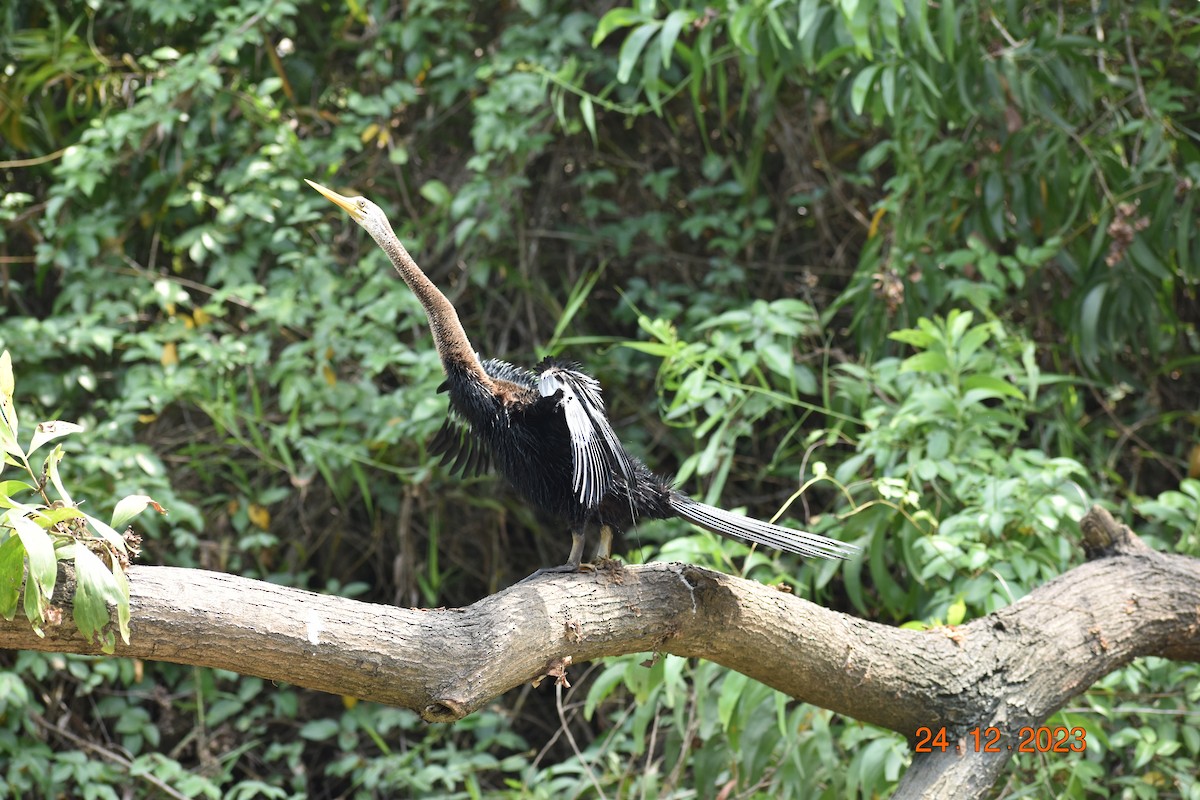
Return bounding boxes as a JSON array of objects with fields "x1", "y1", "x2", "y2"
[
  {"x1": 537, "y1": 360, "x2": 637, "y2": 510},
  {"x1": 428, "y1": 415, "x2": 492, "y2": 477}
]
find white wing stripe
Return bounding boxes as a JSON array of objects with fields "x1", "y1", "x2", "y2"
[{"x1": 539, "y1": 364, "x2": 636, "y2": 510}]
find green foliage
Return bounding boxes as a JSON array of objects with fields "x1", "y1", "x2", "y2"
[
  {"x1": 0, "y1": 351, "x2": 164, "y2": 652},
  {"x1": 2, "y1": 0, "x2": 1197, "y2": 796}
]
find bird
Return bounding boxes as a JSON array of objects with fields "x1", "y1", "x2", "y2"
[{"x1": 305, "y1": 179, "x2": 860, "y2": 573}]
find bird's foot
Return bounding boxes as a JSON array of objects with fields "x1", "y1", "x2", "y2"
[
  {"x1": 593, "y1": 556, "x2": 623, "y2": 572},
  {"x1": 517, "y1": 563, "x2": 583, "y2": 584}
]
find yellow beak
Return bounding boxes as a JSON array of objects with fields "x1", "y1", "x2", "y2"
[{"x1": 305, "y1": 179, "x2": 364, "y2": 222}]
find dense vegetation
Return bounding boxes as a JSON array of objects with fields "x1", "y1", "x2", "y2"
[{"x1": 2, "y1": 0, "x2": 1198, "y2": 796}]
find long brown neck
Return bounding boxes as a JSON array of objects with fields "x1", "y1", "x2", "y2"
[{"x1": 375, "y1": 230, "x2": 492, "y2": 387}]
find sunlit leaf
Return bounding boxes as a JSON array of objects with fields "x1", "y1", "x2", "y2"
[
  {"x1": 43, "y1": 445, "x2": 73, "y2": 506},
  {"x1": 10, "y1": 513, "x2": 56, "y2": 601},
  {"x1": 946, "y1": 597, "x2": 967, "y2": 626},
  {"x1": 0, "y1": 480, "x2": 36, "y2": 510},
  {"x1": 110, "y1": 494, "x2": 167, "y2": 530},
  {"x1": 28, "y1": 420, "x2": 84, "y2": 456},
  {"x1": 0, "y1": 350, "x2": 13, "y2": 400},
  {"x1": 900, "y1": 351, "x2": 949, "y2": 374}
]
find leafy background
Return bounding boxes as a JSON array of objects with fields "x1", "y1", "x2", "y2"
[{"x1": 2, "y1": 0, "x2": 1198, "y2": 797}]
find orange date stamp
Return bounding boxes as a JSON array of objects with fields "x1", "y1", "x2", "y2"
[{"x1": 915, "y1": 726, "x2": 1087, "y2": 754}]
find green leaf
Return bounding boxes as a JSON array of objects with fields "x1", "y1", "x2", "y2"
[
  {"x1": 584, "y1": 664, "x2": 628, "y2": 720},
  {"x1": 0, "y1": 480, "x2": 36, "y2": 509},
  {"x1": 418, "y1": 180, "x2": 452, "y2": 208},
  {"x1": 946, "y1": 597, "x2": 966, "y2": 626},
  {"x1": 592, "y1": 7, "x2": 645, "y2": 48},
  {"x1": 0, "y1": 350, "x2": 13, "y2": 400},
  {"x1": 111, "y1": 494, "x2": 167, "y2": 530},
  {"x1": 718, "y1": 670, "x2": 750, "y2": 731},
  {"x1": 850, "y1": 64, "x2": 883, "y2": 116},
  {"x1": 962, "y1": 374, "x2": 1026, "y2": 400},
  {"x1": 579, "y1": 96, "x2": 597, "y2": 147},
  {"x1": 617, "y1": 23, "x2": 661, "y2": 84},
  {"x1": 659, "y1": 9, "x2": 691, "y2": 68},
  {"x1": 888, "y1": 328, "x2": 935, "y2": 348},
  {"x1": 939, "y1": 0, "x2": 957, "y2": 61},
  {"x1": 72, "y1": 544, "x2": 124, "y2": 648},
  {"x1": 43, "y1": 445, "x2": 74, "y2": 506},
  {"x1": 0, "y1": 534, "x2": 24, "y2": 620},
  {"x1": 900, "y1": 351, "x2": 949, "y2": 373},
  {"x1": 32, "y1": 505, "x2": 86, "y2": 528},
  {"x1": 957, "y1": 324, "x2": 992, "y2": 363},
  {"x1": 299, "y1": 719, "x2": 340, "y2": 741},
  {"x1": 11, "y1": 513, "x2": 56, "y2": 602},
  {"x1": 27, "y1": 420, "x2": 84, "y2": 456},
  {"x1": 111, "y1": 558, "x2": 131, "y2": 645},
  {"x1": 0, "y1": 352, "x2": 15, "y2": 453}
]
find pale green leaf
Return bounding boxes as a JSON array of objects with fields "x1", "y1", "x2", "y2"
[
  {"x1": 592, "y1": 7, "x2": 645, "y2": 47},
  {"x1": 418, "y1": 180, "x2": 452, "y2": 208},
  {"x1": 718, "y1": 671, "x2": 750, "y2": 730},
  {"x1": 659, "y1": 9, "x2": 691, "y2": 68},
  {"x1": 0, "y1": 480, "x2": 35, "y2": 510},
  {"x1": 0, "y1": 416, "x2": 21, "y2": 459},
  {"x1": 11, "y1": 513, "x2": 56, "y2": 600},
  {"x1": 43, "y1": 445, "x2": 74, "y2": 506},
  {"x1": 73, "y1": 544, "x2": 123, "y2": 646},
  {"x1": 0, "y1": 534, "x2": 24, "y2": 620},
  {"x1": 888, "y1": 328, "x2": 935, "y2": 348},
  {"x1": 0, "y1": 350, "x2": 13, "y2": 400},
  {"x1": 111, "y1": 558, "x2": 131, "y2": 645},
  {"x1": 851, "y1": 64, "x2": 882, "y2": 116},
  {"x1": 579, "y1": 96, "x2": 597, "y2": 146},
  {"x1": 946, "y1": 597, "x2": 967, "y2": 626},
  {"x1": 111, "y1": 494, "x2": 167, "y2": 530},
  {"x1": 900, "y1": 351, "x2": 949, "y2": 373},
  {"x1": 617, "y1": 23, "x2": 660, "y2": 84},
  {"x1": 28, "y1": 420, "x2": 84, "y2": 456}
]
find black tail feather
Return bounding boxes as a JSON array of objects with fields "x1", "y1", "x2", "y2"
[{"x1": 669, "y1": 492, "x2": 859, "y2": 560}]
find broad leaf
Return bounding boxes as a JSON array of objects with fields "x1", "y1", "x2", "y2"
[
  {"x1": 0, "y1": 480, "x2": 36, "y2": 510},
  {"x1": 72, "y1": 544, "x2": 124, "y2": 649},
  {"x1": 11, "y1": 513, "x2": 56, "y2": 601},
  {"x1": 43, "y1": 445, "x2": 74, "y2": 506},
  {"x1": 110, "y1": 494, "x2": 167, "y2": 530},
  {"x1": 0, "y1": 534, "x2": 25, "y2": 620},
  {"x1": 28, "y1": 420, "x2": 84, "y2": 456}
]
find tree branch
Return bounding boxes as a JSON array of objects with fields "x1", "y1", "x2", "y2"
[{"x1": 1, "y1": 506, "x2": 1197, "y2": 798}]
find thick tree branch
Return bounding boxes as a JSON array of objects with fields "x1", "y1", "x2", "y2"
[{"x1": 1, "y1": 506, "x2": 1197, "y2": 799}]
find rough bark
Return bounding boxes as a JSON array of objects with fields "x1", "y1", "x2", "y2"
[{"x1": 1, "y1": 506, "x2": 1197, "y2": 798}]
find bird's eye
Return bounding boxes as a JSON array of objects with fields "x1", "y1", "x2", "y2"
[{"x1": 357, "y1": 199, "x2": 366, "y2": 209}]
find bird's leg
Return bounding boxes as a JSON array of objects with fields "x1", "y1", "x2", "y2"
[
  {"x1": 596, "y1": 525, "x2": 613, "y2": 559},
  {"x1": 519, "y1": 529, "x2": 588, "y2": 582},
  {"x1": 593, "y1": 524, "x2": 621, "y2": 571}
]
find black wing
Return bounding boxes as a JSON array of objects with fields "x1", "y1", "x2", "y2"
[
  {"x1": 537, "y1": 360, "x2": 638, "y2": 510},
  {"x1": 428, "y1": 415, "x2": 492, "y2": 477}
]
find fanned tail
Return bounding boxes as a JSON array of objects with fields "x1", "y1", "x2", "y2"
[{"x1": 669, "y1": 492, "x2": 859, "y2": 560}]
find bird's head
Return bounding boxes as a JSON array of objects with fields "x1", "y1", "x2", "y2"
[{"x1": 305, "y1": 179, "x2": 393, "y2": 243}]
